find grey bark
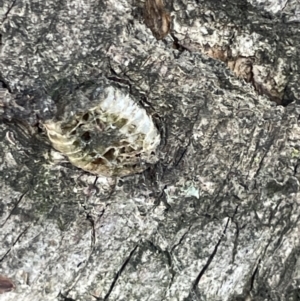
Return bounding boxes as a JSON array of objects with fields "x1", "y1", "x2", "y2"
[{"x1": 1, "y1": 0, "x2": 300, "y2": 300}]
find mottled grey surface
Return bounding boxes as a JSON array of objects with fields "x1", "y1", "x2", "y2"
[
  {"x1": 248, "y1": 0, "x2": 300, "y2": 20},
  {"x1": 1, "y1": 0, "x2": 300, "y2": 301}
]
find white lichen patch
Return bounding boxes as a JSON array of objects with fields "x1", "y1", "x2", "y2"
[{"x1": 43, "y1": 87, "x2": 160, "y2": 177}]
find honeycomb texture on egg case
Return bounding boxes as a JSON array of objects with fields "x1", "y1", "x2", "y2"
[{"x1": 44, "y1": 87, "x2": 160, "y2": 177}]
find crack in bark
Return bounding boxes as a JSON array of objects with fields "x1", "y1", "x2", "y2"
[
  {"x1": 230, "y1": 205, "x2": 240, "y2": 264},
  {"x1": 173, "y1": 146, "x2": 188, "y2": 167},
  {"x1": 191, "y1": 216, "x2": 231, "y2": 292},
  {"x1": 211, "y1": 162, "x2": 235, "y2": 203},
  {"x1": 252, "y1": 143, "x2": 270, "y2": 179},
  {"x1": 98, "y1": 244, "x2": 139, "y2": 301},
  {"x1": 173, "y1": 106, "x2": 201, "y2": 168},
  {"x1": 1, "y1": 0, "x2": 17, "y2": 24},
  {"x1": 247, "y1": 230, "x2": 278, "y2": 295},
  {"x1": 85, "y1": 176, "x2": 99, "y2": 248},
  {"x1": 142, "y1": 240, "x2": 178, "y2": 297},
  {"x1": 293, "y1": 163, "x2": 299, "y2": 176},
  {"x1": 171, "y1": 225, "x2": 192, "y2": 253},
  {"x1": 86, "y1": 213, "x2": 96, "y2": 248},
  {"x1": 165, "y1": 252, "x2": 176, "y2": 290},
  {"x1": 60, "y1": 198, "x2": 103, "y2": 299},
  {"x1": 0, "y1": 227, "x2": 30, "y2": 262},
  {"x1": 249, "y1": 258, "x2": 261, "y2": 291},
  {"x1": 231, "y1": 221, "x2": 239, "y2": 264},
  {"x1": 281, "y1": 0, "x2": 289, "y2": 12},
  {"x1": 1, "y1": 191, "x2": 27, "y2": 227}
]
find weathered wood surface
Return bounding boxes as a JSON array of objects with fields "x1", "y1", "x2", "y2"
[{"x1": 1, "y1": 0, "x2": 300, "y2": 300}]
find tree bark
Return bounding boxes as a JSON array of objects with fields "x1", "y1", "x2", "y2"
[{"x1": 1, "y1": 0, "x2": 300, "y2": 300}]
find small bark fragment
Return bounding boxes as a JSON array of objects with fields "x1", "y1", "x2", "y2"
[
  {"x1": 144, "y1": 0, "x2": 171, "y2": 40},
  {"x1": 0, "y1": 275, "x2": 15, "y2": 294}
]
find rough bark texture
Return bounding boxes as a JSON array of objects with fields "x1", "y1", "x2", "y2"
[{"x1": 1, "y1": 0, "x2": 300, "y2": 300}]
